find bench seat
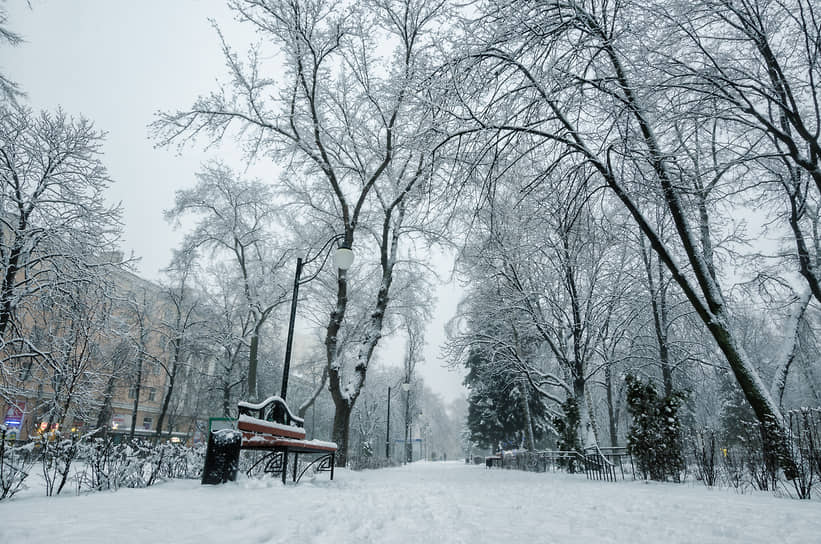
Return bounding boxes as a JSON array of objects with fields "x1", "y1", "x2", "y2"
[{"x1": 241, "y1": 435, "x2": 338, "y2": 453}]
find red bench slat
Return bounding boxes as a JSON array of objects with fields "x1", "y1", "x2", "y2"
[
  {"x1": 240, "y1": 433, "x2": 337, "y2": 453},
  {"x1": 237, "y1": 416, "x2": 306, "y2": 440}
]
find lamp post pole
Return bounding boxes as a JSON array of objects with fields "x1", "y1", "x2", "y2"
[
  {"x1": 278, "y1": 236, "x2": 353, "y2": 404},
  {"x1": 386, "y1": 386, "x2": 392, "y2": 459},
  {"x1": 280, "y1": 257, "x2": 304, "y2": 401},
  {"x1": 404, "y1": 386, "x2": 411, "y2": 463}
]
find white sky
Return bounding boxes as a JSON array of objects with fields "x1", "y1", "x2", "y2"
[{"x1": 3, "y1": 0, "x2": 466, "y2": 402}]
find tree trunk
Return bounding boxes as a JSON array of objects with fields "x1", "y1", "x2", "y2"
[
  {"x1": 573, "y1": 374, "x2": 587, "y2": 446},
  {"x1": 521, "y1": 382, "x2": 536, "y2": 451},
  {"x1": 95, "y1": 376, "x2": 117, "y2": 436},
  {"x1": 297, "y1": 366, "x2": 328, "y2": 419},
  {"x1": 222, "y1": 376, "x2": 232, "y2": 418},
  {"x1": 129, "y1": 354, "x2": 144, "y2": 439},
  {"x1": 0, "y1": 223, "x2": 27, "y2": 339},
  {"x1": 771, "y1": 290, "x2": 811, "y2": 407},
  {"x1": 605, "y1": 362, "x2": 618, "y2": 447},
  {"x1": 248, "y1": 328, "x2": 260, "y2": 402},
  {"x1": 404, "y1": 386, "x2": 412, "y2": 462},
  {"x1": 332, "y1": 399, "x2": 352, "y2": 467},
  {"x1": 155, "y1": 363, "x2": 177, "y2": 438},
  {"x1": 585, "y1": 387, "x2": 600, "y2": 446}
]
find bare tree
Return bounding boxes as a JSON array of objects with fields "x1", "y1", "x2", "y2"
[
  {"x1": 658, "y1": 0, "x2": 821, "y2": 306},
  {"x1": 165, "y1": 162, "x2": 289, "y2": 401},
  {"x1": 154, "y1": 0, "x2": 448, "y2": 465},
  {"x1": 26, "y1": 278, "x2": 115, "y2": 430},
  {"x1": 439, "y1": 0, "x2": 799, "y2": 476},
  {"x1": 120, "y1": 287, "x2": 162, "y2": 440},
  {"x1": 0, "y1": 104, "x2": 122, "y2": 407},
  {"x1": 154, "y1": 250, "x2": 206, "y2": 437}
]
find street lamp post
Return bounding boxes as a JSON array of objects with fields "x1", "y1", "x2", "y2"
[
  {"x1": 280, "y1": 235, "x2": 354, "y2": 403},
  {"x1": 386, "y1": 381, "x2": 410, "y2": 461},
  {"x1": 386, "y1": 386, "x2": 392, "y2": 459},
  {"x1": 403, "y1": 382, "x2": 412, "y2": 463}
]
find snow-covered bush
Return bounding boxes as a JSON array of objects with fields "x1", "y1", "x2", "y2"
[
  {"x1": 692, "y1": 429, "x2": 718, "y2": 487},
  {"x1": 0, "y1": 427, "x2": 35, "y2": 501},
  {"x1": 75, "y1": 437, "x2": 142, "y2": 491},
  {"x1": 38, "y1": 432, "x2": 79, "y2": 496},
  {"x1": 159, "y1": 442, "x2": 205, "y2": 480},
  {"x1": 786, "y1": 409, "x2": 820, "y2": 500},
  {"x1": 75, "y1": 436, "x2": 204, "y2": 493}
]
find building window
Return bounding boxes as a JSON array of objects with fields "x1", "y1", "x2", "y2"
[
  {"x1": 142, "y1": 417, "x2": 152, "y2": 430},
  {"x1": 128, "y1": 386, "x2": 137, "y2": 399},
  {"x1": 148, "y1": 387, "x2": 156, "y2": 401}
]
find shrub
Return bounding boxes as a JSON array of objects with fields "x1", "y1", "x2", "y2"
[
  {"x1": 625, "y1": 374, "x2": 685, "y2": 481},
  {"x1": 553, "y1": 397, "x2": 581, "y2": 473}
]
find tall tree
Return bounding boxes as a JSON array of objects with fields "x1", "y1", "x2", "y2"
[
  {"x1": 0, "y1": 105, "x2": 122, "y2": 406},
  {"x1": 155, "y1": 250, "x2": 205, "y2": 437},
  {"x1": 154, "y1": 0, "x2": 448, "y2": 465},
  {"x1": 166, "y1": 162, "x2": 288, "y2": 401},
  {"x1": 27, "y1": 277, "x2": 115, "y2": 430},
  {"x1": 121, "y1": 286, "x2": 160, "y2": 440},
  {"x1": 660, "y1": 0, "x2": 821, "y2": 306},
  {"x1": 440, "y1": 0, "x2": 801, "y2": 477}
]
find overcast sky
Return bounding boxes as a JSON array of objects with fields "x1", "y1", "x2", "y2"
[{"x1": 3, "y1": 0, "x2": 467, "y2": 402}]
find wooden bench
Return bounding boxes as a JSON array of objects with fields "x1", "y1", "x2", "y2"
[{"x1": 236, "y1": 396, "x2": 337, "y2": 484}]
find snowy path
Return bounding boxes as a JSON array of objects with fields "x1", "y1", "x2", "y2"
[{"x1": 1, "y1": 461, "x2": 818, "y2": 543}]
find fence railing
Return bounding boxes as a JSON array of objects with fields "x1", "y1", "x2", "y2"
[{"x1": 493, "y1": 446, "x2": 634, "y2": 482}]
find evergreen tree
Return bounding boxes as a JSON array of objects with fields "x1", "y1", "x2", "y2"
[
  {"x1": 719, "y1": 372, "x2": 759, "y2": 447},
  {"x1": 718, "y1": 373, "x2": 778, "y2": 487},
  {"x1": 553, "y1": 397, "x2": 582, "y2": 472},
  {"x1": 464, "y1": 350, "x2": 548, "y2": 451},
  {"x1": 625, "y1": 374, "x2": 685, "y2": 481}
]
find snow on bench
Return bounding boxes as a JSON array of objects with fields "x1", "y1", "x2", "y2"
[{"x1": 234, "y1": 396, "x2": 336, "y2": 484}]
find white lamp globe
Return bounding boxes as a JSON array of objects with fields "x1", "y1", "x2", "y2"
[{"x1": 334, "y1": 247, "x2": 354, "y2": 270}]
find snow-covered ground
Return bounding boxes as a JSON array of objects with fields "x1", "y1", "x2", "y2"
[{"x1": 1, "y1": 461, "x2": 818, "y2": 543}]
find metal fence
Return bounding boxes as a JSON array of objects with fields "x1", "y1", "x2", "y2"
[{"x1": 491, "y1": 446, "x2": 635, "y2": 482}]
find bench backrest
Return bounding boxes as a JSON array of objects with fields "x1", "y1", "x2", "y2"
[
  {"x1": 237, "y1": 395, "x2": 305, "y2": 427},
  {"x1": 236, "y1": 395, "x2": 308, "y2": 441}
]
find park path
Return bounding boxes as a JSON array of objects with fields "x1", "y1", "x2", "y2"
[{"x1": 1, "y1": 460, "x2": 819, "y2": 543}]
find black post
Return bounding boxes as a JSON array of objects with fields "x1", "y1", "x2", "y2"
[
  {"x1": 404, "y1": 388, "x2": 411, "y2": 463},
  {"x1": 386, "y1": 386, "x2": 391, "y2": 459},
  {"x1": 280, "y1": 257, "x2": 303, "y2": 401}
]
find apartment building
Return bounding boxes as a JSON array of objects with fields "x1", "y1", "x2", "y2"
[{"x1": 1, "y1": 263, "x2": 206, "y2": 444}]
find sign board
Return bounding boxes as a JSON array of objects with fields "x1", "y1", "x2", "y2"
[
  {"x1": 4, "y1": 400, "x2": 25, "y2": 429},
  {"x1": 208, "y1": 417, "x2": 236, "y2": 433}
]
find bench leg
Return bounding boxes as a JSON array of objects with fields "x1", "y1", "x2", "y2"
[
  {"x1": 292, "y1": 452, "x2": 299, "y2": 482},
  {"x1": 330, "y1": 452, "x2": 335, "y2": 480},
  {"x1": 281, "y1": 448, "x2": 288, "y2": 485}
]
